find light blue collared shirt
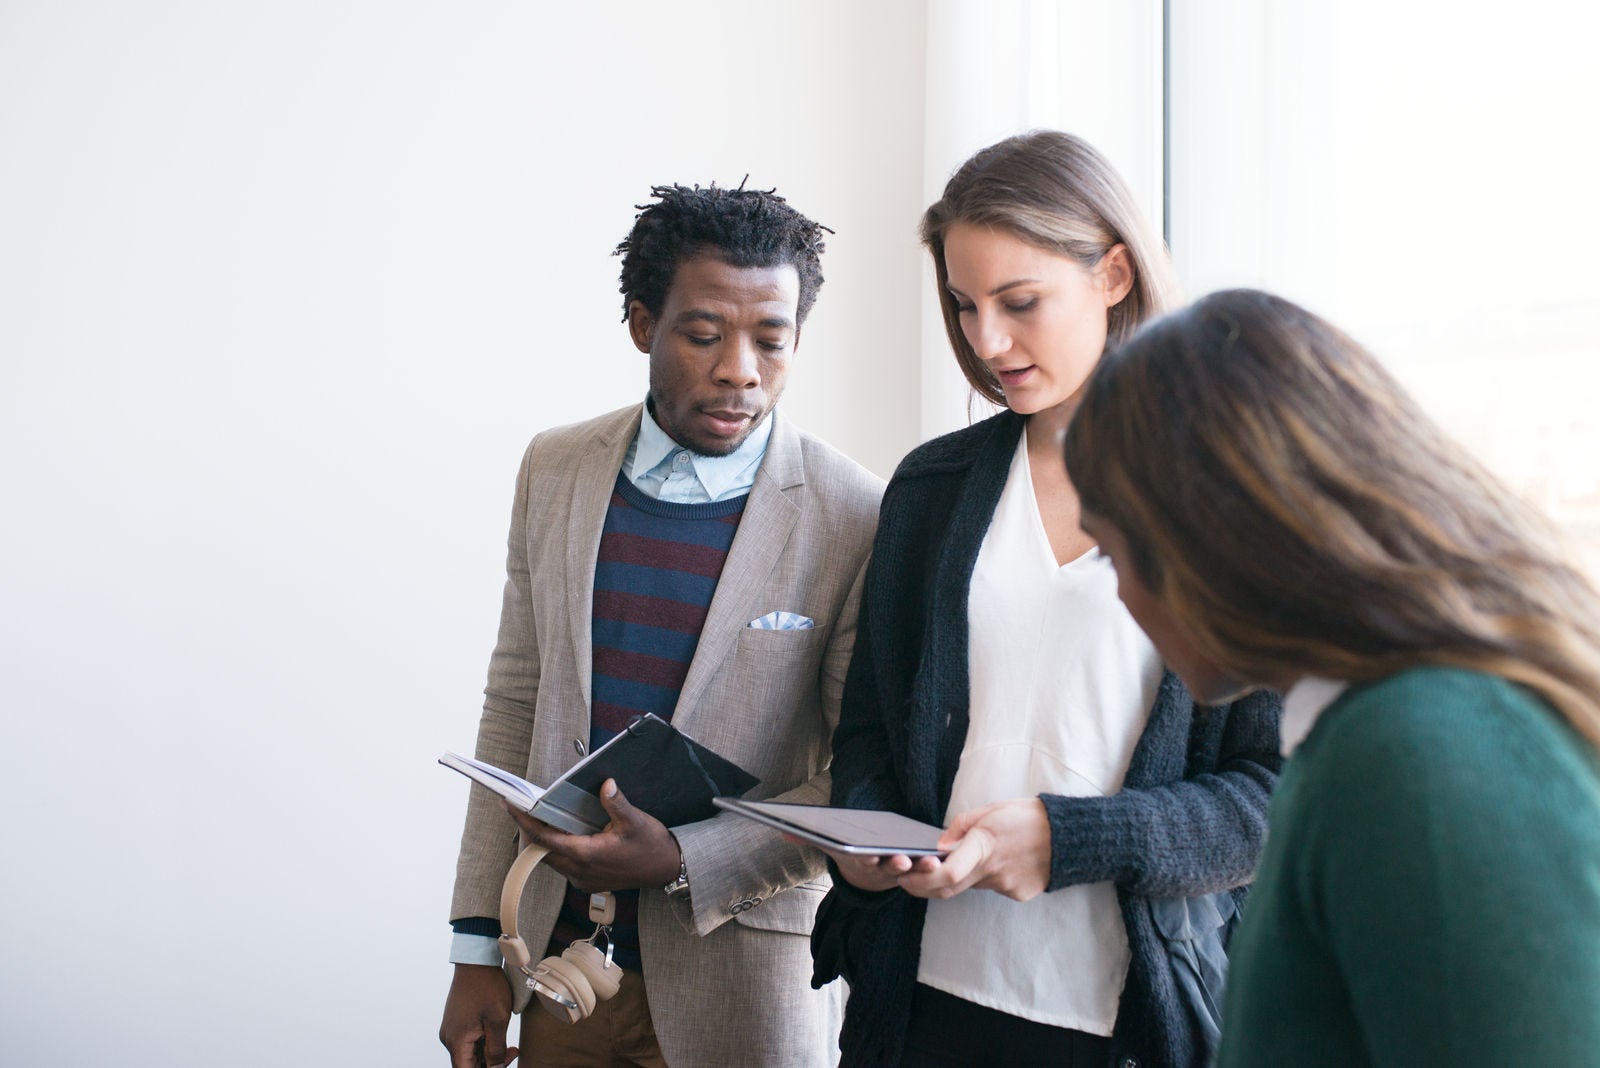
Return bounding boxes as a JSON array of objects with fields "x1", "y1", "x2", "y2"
[
  {"x1": 622, "y1": 401, "x2": 773, "y2": 503},
  {"x1": 449, "y1": 400, "x2": 775, "y2": 967}
]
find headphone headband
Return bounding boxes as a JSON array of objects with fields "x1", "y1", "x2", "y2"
[{"x1": 497, "y1": 843, "x2": 550, "y2": 973}]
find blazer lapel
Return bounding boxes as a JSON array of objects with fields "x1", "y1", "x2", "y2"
[
  {"x1": 564, "y1": 406, "x2": 643, "y2": 711},
  {"x1": 673, "y1": 412, "x2": 802, "y2": 733}
]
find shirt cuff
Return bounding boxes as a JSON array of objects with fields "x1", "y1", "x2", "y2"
[{"x1": 449, "y1": 932, "x2": 504, "y2": 967}]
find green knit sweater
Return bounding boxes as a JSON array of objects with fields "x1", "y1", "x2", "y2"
[{"x1": 1219, "y1": 666, "x2": 1600, "y2": 1067}]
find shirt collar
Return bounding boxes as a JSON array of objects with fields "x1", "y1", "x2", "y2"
[
  {"x1": 629, "y1": 400, "x2": 775, "y2": 500},
  {"x1": 1280, "y1": 676, "x2": 1350, "y2": 757}
]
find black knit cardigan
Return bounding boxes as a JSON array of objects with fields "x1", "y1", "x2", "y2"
[{"x1": 811, "y1": 411, "x2": 1283, "y2": 1068}]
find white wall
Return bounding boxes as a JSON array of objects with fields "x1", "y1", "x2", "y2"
[{"x1": 0, "y1": 3, "x2": 925, "y2": 1064}]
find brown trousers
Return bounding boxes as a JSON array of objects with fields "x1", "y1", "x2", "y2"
[{"x1": 518, "y1": 968, "x2": 667, "y2": 1068}]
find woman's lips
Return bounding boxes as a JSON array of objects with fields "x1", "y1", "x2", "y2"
[{"x1": 996, "y1": 366, "x2": 1035, "y2": 385}]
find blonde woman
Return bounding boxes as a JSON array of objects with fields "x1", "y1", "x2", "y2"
[
  {"x1": 1065, "y1": 288, "x2": 1600, "y2": 1066},
  {"x1": 810, "y1": 132, "x2": 1283, "y2": 1068}
]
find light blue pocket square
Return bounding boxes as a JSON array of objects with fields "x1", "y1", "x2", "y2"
[{"x1": 748, "y1": 610, "x2": 815, "y2": 630}]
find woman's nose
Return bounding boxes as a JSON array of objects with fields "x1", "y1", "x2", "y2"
[{"x1": 967, "y1": 311, "x2": 1011, "y2": 360}]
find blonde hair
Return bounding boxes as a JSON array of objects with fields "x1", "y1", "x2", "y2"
[
  {"x1": 1064, "y1": 288, "x2": 1600, "y2": 749},
  {"x1": 920, "y1": 130, "x2": 1181, "y2": 406}
]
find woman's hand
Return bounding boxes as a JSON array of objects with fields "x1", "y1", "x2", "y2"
[
  {"x1": 792, "y1": 835, "x2": 938, "y2": 892},
  {"x1": 826, "y1": 849, "x2": 928, "y2": 892},
  {"x1": 896, "y1": 797, "x2": 1051, "y2": 902}
]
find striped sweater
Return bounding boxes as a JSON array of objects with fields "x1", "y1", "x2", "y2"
[{"x1": 548, "y1": 475, "x2": 747, "y2": 969}]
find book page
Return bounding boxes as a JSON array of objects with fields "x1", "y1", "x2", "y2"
[{"x1": 439, "y1": 752, "x2": 546, "y2": 806}]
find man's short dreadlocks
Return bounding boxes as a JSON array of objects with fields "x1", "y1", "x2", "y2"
[{"x1": 614, "y1": 183, "x2": 830, "y2": 325}]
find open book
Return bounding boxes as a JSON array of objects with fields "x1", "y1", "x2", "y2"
[{"x1": 441, "y1": 713, "x2": 758, "y2": 835}]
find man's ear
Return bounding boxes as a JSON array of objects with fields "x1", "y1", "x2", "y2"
[
  {"x1": 791, "y1": 326, "x2": 803, "y2": 355},
  {"x1": 626, "y1": 300, "x2": 655, "y2": 354},
  {"x1": 1099, "y1": 244, "x2": 1135, "y2": 308}
]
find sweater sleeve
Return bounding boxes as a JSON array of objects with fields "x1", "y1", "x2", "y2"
[
  {"x1": 817, "y1": 559, "x2": 917, "y2": 912},
  {"x1": 1300, "y1": 675, "x2": 1600, "y2": 1066},
  {"x1": 1042, "y1": 686, "x2": 1282, "y2": 897},
  {"x1": 828, "y1": 582, "x2": 907, "y2": 817}
]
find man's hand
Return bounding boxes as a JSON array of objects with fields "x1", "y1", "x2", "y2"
[
  {"x1": 895, "y1": 797, "x2": 1051, "y2": 902},
  {"x1": 500, "y1": 779, "x2": 681, "y2": 892},
  {"x1": 440, "y1": 963, "x2": 517, "y2": 1068}
]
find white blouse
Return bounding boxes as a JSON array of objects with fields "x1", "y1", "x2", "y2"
[
  {"x1": 917, "y1": 431, "x2": 1162, "y2": 1034},
  {"x1": 1280, "y1": 676, "x2": 1349, "y2": 756}
]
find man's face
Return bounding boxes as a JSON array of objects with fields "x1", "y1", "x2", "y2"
[{"x1": 628, "y1": 254, "x2": 801, "y2": 456}]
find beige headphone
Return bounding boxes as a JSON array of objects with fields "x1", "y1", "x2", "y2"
[{"x1": 497, "y1": 844, "x2": 623, "y2": 1021}]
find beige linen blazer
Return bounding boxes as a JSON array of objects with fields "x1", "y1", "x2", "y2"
[{"x1": 451, "y1": 403, "x2": 883, "y2": 1067}]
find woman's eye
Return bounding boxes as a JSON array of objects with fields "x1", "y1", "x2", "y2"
[
  {"x1": 1005, "y1": 299, "x2": 1038, "y2": 313},
  {"x1": 954, "y1": 303, "x2": 975, "y2": 315}
]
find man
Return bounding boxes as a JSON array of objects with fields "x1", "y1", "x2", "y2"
[{"x1": 440, "y1": 183, "x2": 883, "y2": 1068}]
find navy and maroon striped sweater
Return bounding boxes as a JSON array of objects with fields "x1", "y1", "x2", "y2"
[{"x1": 547, "y1": 475, "x2": 748, "y2": 970}]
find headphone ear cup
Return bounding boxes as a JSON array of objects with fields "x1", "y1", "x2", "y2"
[
  {"x1": 562, "y1": 941, "x2": 622, "y2": 1002},
  {"x1": 530, "y1": 955, "x2": 597, "y2": 1022}
]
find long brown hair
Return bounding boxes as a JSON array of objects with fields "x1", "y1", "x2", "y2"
[
  {"x1": 920, "y1": 130, "x2": 1181, "y2": 406},
  {"x1": 1064, "y1": 288, "x2": 1600, "y2": 749}
]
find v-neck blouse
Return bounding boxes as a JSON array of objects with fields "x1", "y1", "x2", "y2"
[{"x1": 917, "y1": 430, "x2": 1162, "y2": 1033}]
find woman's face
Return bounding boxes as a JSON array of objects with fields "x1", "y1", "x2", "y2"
[
  {"x1": 1080, "y1": 511, "x2": 1255, "y2": 705},
  {"x1": 942, "y1": 222, "x2": 1132, "y2": 418}
]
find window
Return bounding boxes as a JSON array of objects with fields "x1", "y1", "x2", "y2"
[{"x1": 1169, "y1": 0, "x2": 1600, "y2": 575}]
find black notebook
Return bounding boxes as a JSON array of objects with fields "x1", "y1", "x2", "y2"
[{"x1": 440, "y1": 714, "x2": 759, "y2": 835}]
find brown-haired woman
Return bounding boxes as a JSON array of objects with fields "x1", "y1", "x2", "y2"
[
  {"x1": 809, "y1": 131, "x2": 1283, "y2": 1068},
  {"x1": 1065, "y1": 287, "x2": 1600, "y2": 1066}
]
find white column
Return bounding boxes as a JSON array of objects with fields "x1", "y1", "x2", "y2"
[
  {"x1": 1166, "y1": 0, "x2": 1339, "y2": 304},
  {"x1": 919, "y1": 0, "x2": 1165, "y2": 442}
]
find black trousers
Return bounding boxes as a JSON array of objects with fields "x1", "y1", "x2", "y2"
[{"x1": 898, "y1": 983, "x2": 1113, "y2": 1068}]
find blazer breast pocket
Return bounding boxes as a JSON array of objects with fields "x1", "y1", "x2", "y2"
[{"x1": 730, "y1": 625, "x2": 829, "y2": 706}]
